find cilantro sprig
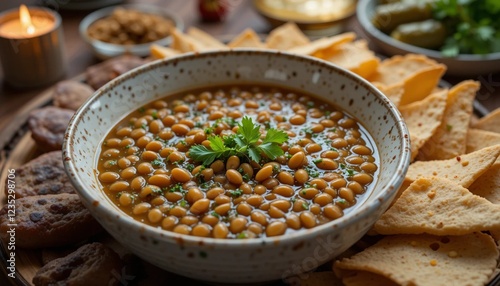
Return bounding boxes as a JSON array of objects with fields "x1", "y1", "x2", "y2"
[
  {"x1": 188, "y1": 116, "x2": 288, "y2": 166},
  {"x1": 433, "y1": 0, "x2": 500, "y2": 56}
]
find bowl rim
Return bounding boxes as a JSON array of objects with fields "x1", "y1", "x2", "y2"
[
  {"x1": 356, "y1": 0, "x2": 500, "y2": 61},
  {"x1": 79, "y1": 3, "x2": 184, "y2": 52},
  {"x1": 63, "y1": 49, "x2": 411, "y2": 247}
]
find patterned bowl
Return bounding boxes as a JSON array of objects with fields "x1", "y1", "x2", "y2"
[{"x1": 63, "y1": 50, "x2": 411, "y2": 283}]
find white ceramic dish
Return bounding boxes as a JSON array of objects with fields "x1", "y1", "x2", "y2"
[
  {"x1": 357, "y1": 0, "x2": 500, "y2": 77},
  {"x1": 79, "y1": 4, "x2": 183, "y2": 59},
  {"x1": 63, "y1": 50, "x2": 411, "y2": 283}
]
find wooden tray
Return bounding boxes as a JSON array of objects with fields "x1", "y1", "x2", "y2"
[{"x1": 0, "y1": 74, "x2": 497, "y2": 286}]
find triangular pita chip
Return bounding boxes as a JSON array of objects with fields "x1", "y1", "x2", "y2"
[
  {"x1": 375, "y1": 82, "x2": 404, "y2": 107},
  {"x1": 473, "y1": 107, "x2": 500, "y2": 133},
  {"x1": 417, "y1": 80, "x2": 480, "y2": 160},
  {"x1": 322, "y1": 40, "x2": 380, "y2": 79},
  {"x1": 368, "y1": 54, "x2": 440, "y2": 86},
  {"x1": 265, "y1": 22, "x2": 310, "y2": 50},
  {"x1": 468, "y1": 162, "x2": 500, "y2": 204},
  {"x1": 398, "y1": 64, "x2": 446, "y2": 105},
  {"x1": 287, "y1": 32, "x2": 355, "y2": 58},
  {"x1": 399, "y1": 89, "x2": 447, "y2": 161},
  {"x1": 374, "y1": 177, "x2": 500, "y2": 235},
  {"x1": 466, "y1": 128, "x2": 500, "y2": 153},
  {"x1": 150, "y1": 44, "x2": 181, "y2": 59},
  {"x1": 186, "y1": 27, "x2": 228, "y2": 50},
  {"x1": 170, "y1": 28, "x2": 205, "y2": 52},
  {"x1": 405, "y1": 144, "x2": 500, "y2": 188},
  {"x1": 227, "y1": 28, "x2": 265, "y2": 48},
  {"x1": 334, "y1": 232, "x2": 498, "y2": 286}
]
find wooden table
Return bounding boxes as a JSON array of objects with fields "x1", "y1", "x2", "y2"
[{"x1": 1, "y1": 0, "x2": 500, "y2": 284}]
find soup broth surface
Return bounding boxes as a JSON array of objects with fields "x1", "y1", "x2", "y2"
[{"x1": 97, "y1": 84, "x2": 379, "y2": 239}]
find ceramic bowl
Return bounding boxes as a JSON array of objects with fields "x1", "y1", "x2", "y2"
[
  {"x1": 79, "y1": 4, "x2": 183, "y2": 59},
  {"x1": 63, "y1": 50, "x2": 411, "y2": 283},
  {"x1": 357, "y1": 0, "x2": 500, "y2": 77}
]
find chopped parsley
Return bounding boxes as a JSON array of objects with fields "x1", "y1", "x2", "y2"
[
  {"x1": 228, "y1": 189, "x2": 243, "y2": 197},
  {"x1": 236, "y1": 232, "x2": 248, "y2": 239},
  {"x1": 313, "y1": 158, "x2": 323, "y2": 164},
  {"x1": 304, "y1": 165, "x2": 320, "y2": 178},
  {"x1": 168, "y1": 183, "x2": 185, "y2": 193},
  {"x1": 138, "y1": 107, "x2": 145, "y2": 113},
  {"x1": 189, "y1": 117, "x2": 288, "y2": 165},
  {"x1": 179, "y1": 199, "x2": 187, "y2": 207},
  {"x1": 446, "y1": 124, "x2": 453, "y2": 131},
  {"x1": 151, "y1": 159, "x2": 163, "y2": 167},
  {"x1": 302, "y1": 202, "x2": 309, "y2": 210}
]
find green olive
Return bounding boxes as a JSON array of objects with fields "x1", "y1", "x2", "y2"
[
  {"x1": 372, "y1": 1, "x2": 433, "y2": 33},
  {"x1": 391, "y1": 19, "x2": 446, "y2": 49}
]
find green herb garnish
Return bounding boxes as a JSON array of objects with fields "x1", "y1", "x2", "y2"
[
  {"x1": 433, "y1": 0, "x2": 500, "y2": 56},
  {"x1": 188, "y1": 116, "x2": 288, "y2": 165},
  {"x1": 151, "y1": 159, "x2": 163, "y2": 167},
  {"x1": 313, "y1": 158, "x2": 323, "y2": 164},
  {"x1": 236, "y1": 232, "x2": 248, "y2": 239},
  {"x1": 228, "y1": 189, "x2": 243, "y2": 197}
]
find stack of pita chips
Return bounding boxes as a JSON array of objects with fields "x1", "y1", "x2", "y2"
[{"x1": 148, "y1": 22, "x2": 500, "y2": 286}]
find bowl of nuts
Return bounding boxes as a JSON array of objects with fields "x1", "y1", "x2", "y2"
[{"x1": 79, "y1": 4, "x2": 183, "y2": 59}]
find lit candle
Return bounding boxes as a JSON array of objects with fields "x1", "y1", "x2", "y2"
[
  {"x1": 0, "y1": 5, "x2": 54, "y2": 38},
  {"x1": 0, "y1": 5, "x2": 65, "y2": 88}
]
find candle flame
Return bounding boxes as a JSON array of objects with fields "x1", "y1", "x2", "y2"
[{"x1": 19, "y1": 5, "x2": 35, "y2": 35}]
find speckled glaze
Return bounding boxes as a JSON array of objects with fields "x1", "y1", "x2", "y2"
[{"x1": 63, "y1": 50, "x2": 411, "y2": 283}]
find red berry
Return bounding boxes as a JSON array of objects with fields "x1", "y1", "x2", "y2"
[{"x1": 198, "y1": 0, "x2": 227, "y2": 22}]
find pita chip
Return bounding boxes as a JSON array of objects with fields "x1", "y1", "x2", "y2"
[
  {"x1": 227, "y1": 28, "x2": 265, "y2": 48},
  {"x1": 334, "y1": 232, "x2": 498, "y2": 286},
  {"x1": 466, "y1": 128, "x2": 500, "y2": 153},
  {"x1": 375, "y1": 82, "x2": 404, "y2": 107},
  {"x1": 323, "y1": 40, "x2": 380, "y2": 79},
  {"x1": 265, "y1": 22, "x2": 310, "y2": 50},
  {"x1": 170, "y1": 28, "x2": 205, "y2": 52},
  {"x1": 417, "y1": 80, "x2": 480, "y2": 160},
  {"x1": 150, "y1": 44, "x2": 181, "y2": 59},
  {"x1": 473, "y1": 107, "x2": 500, "y2": 133},
  {"x1": 399, "y1": 89, "x2": 447, "y2": 161},
  {"x1": 374, "y1": 177, "x2": 500, "y2": 235},
  {"x1": 368, "y1": 54, "x2": 441, "y2": 86},
  {"x1": 287, "y1": 32, "x2": 355, "y2": 58},
  {"x1": 398, "y1": 64, "x2": 447, "y2": 105},
  {"x1": 405, "y1": 144, "x2": 500, "y2": 188},
  {"x1": 186, "y1": 27, "x2": 227, "y2": 50},
  {"x1": 468, "y1": 162, "x2": 500, "y2": 204}
]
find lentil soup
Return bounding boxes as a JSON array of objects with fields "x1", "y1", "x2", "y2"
[{"x1": 97, "y1": 84, "x2": 379, "y2": 239}]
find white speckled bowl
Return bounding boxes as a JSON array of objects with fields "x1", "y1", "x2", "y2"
[{"x1": 63, "y1": 50, "x2": 410, "y2": 283}]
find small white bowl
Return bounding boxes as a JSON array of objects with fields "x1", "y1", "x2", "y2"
[
  {"x1": 63, "y1": 50, "x2": 410, "y2": 283},
  {"x1": 79, "y1": 4, "x2": 183, "y2": 59},
  {"x1": 357, "y1": 0, "x2": 500, "y2": 77}
]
